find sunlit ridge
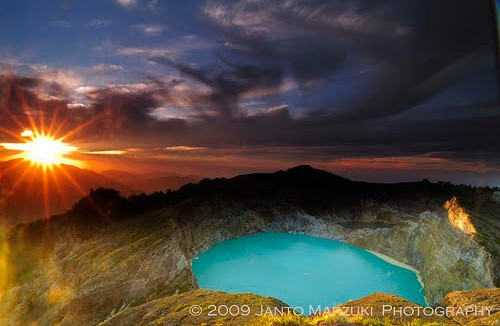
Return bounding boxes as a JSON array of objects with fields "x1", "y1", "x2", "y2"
[{"x1": 444, "y1": 197, "x2": 477, "y2": 235}]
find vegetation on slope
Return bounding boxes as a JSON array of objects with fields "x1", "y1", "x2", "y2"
[{"x1": 99, "y1": 289, "x2": 500, "y2": 326}]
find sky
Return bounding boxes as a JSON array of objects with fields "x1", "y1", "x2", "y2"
[{"x1": 0, "y1": 0, "x2": 499, "y2": 185}]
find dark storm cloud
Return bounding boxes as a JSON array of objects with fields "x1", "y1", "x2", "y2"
[
  {"x1": 153, "y1": 56, "x2": 282, "y2": 119},
  {"x1": 0, "y1": 75, "x2": 65, "y2": 106},
  {"x1": 200, "y1": 0, "x2": 496, "y2": 120},
  {"x1": 0, "y1": 74, "x2": 187, "y2": 143},
  {"x1": 202, "y1": 0, "x2": 395, "y2": 87},
  {"x1": 0, "y1": 75, "x2": 80, "y2": 133},
  {"x1": 347, "y1": 0, "x2": 496, "y2": 120},
  {"x1": 71, "y1": 79, "x2": 190, "y2": 142},
  {"x1": 126, "y1": 0, "x2": 497, "y2": 168}
]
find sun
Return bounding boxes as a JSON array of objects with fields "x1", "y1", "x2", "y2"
[
  {"x1": 23, "y1": 135, "x2": 77, "y2": 165},
  {"x1": 0, "y1": 130, "x2": 78, "y2": 167}
]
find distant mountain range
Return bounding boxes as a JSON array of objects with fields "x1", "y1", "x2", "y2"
[
  {"x1": 100, "y1": 170, "x2": 201, "y2": 194},
  {"x1": 0, "y1": 160, "x2": 200, "y2": 226}
]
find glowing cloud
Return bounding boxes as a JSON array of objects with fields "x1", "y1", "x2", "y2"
[
  {"x1": 21, "y1": 129, "x2": 34, "y2": 138},
  {"x1": 83, "y1": 150, "x2": 126, "y2": 155}
]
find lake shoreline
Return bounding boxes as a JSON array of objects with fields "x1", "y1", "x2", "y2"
[{"x1": 366, "y1": 249, "x2": 428, "y2": 305}]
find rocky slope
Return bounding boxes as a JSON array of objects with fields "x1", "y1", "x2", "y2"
[
  {"x1": 99, "y1": 289, "x2": 287, "y2": 326},
  {"x1": 99, "y1": 289, "x2": 499, "y2": 326},
  {"x1": 0, "y1": 166, "x2": 498, "y2": 325},
  {"x1": 441, "y1": 288, "x2": 500, "y2": 325}
]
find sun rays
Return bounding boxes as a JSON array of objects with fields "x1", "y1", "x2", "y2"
[
  {"x1": 0, "y1": 78, "x2": 103, "y2": 223},
  {"x1": 0, "y1": 131, "x2": 82, "y2": 220},
  {"x1": 1, "y1": 130, "x2": 78, "y2": 167}
]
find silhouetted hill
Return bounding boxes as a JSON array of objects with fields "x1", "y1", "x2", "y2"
[
  {"x1": 11, "y1": 165, "x2": 500, "y2": 244},
  {"x1": 173, "y1": 165, "x2": 494, "y2": 213},
  {"x1": 0, "y1": 159, "x2": 132, "y2": 226},
  {"x1": 6, "y1": 165, "x2": 500, "y2": 268}
]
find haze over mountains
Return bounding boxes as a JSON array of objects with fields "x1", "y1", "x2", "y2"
[
  {"x1": 0, "y1": 160, "x2": 200, "y2": 226},
  {"x1": 100, "y1": 170, "x2": 201, "y2": 194}
]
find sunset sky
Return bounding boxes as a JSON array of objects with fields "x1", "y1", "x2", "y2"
[{"x1": 0, "y1": 0, "x2": 499, "y2": 184}]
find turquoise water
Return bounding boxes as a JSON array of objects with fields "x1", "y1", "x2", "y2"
[{"x1": 192, "y1": 232, "x2": 426, "y2": 309}]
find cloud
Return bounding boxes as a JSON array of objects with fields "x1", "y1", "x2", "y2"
[
  {"x1": 147, "y1": 0, "x2": 160, "y2": 12},
  {"x1": 1, "y1": 69, "x2": 499, "y2": 178},
  {"x1": 152, "y1": 57, "x2": 283, "y2": 119},
  {"x1": 117, "y1": 46, "x2": 177, "y2": 58},
  {"x1": 0, "y1": 66, "x2": 83, "y2": 108},
  {"x1": 51, "y1": 20, "x2": 72, "y2": 28},
  {"x1": 132, "y1": 23, "x2": 165, "y2": 36},
  {"x1": 200, "y1": 0, "x2": 496, "y2": 120},
  {"x1": 82, "y1": 150, "x2": 127, "y2": 155},
  {"x1": 75, "y1": 79, "x2": 190, "y2": 142},
  {"x1": 116, "y1": 35, "x2": 213, "y2": 59},
  {"x1": 67, "y1": 103, "x2": 89, "y2": 109},
  {"x1": 0, "y1": 62, "x2": 83, "y2": 92},
  {"x1": 163, "y1": 146, "x2": 206, "y2": 151},
  {"x1": 114, "y1": 0, "x2": 160, "y2": 12},
  {"x1": 115, "y1": 0, "x2": 137, "y2": 8},
  {"x1": 0, "y1": 74, "x2": 92, "y2": 142},
  {"x1": 149, "y1": 106, "x2": 190, "y2": 121},
  {"x1": 1, "y1": 0, "x2": 498, "y2": 180},
  {"x1": 91, "y1": 64, "x2": 124, "y2": 73},
  {"x1": 86, "y1": 19, "x2": 112, "y2": 27}
]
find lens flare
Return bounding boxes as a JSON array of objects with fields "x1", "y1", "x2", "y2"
[{"x1": 1, "y1": 130, "x2": 78, "y2": 167}]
